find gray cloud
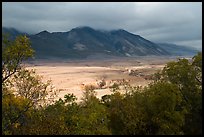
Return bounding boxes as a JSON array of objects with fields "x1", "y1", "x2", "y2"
[{"x1": 2, "y1": 2, "x2": 202, "y2": 50}]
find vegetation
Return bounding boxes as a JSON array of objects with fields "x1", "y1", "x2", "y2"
[{"x1": 2, "y1": 34, "x2": 202, "y2": 135}]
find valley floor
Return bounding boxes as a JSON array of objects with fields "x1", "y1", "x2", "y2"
[{"x1": 25, "y1": 56, "x2": 178, "y2": 102}]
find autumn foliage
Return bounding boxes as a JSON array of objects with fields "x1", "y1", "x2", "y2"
[{"x1": 2, "y1": 35, "x2": 202, "y2": 135}]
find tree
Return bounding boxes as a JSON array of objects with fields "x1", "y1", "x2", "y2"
[
  {"x1": 157, "y1": 52, "x2": 202, "y2": 135},
  {"x1": 73, "y1": 89, "x2": 111, "y2": 135},
  {"x1": 105, "y1": 52, "x2": 202, "y2": 135},
  {"x1": 142, "y1": 81, "x2": 185, "y2": 135},
  {"x1": 2, "y1": 35, "x2": 34, "y2": 85},
  {"x1": 2, "y1": 93, "x2": 33, "y2": 134},
  {"x1": 2, "y1": 34, "x2": 57, "y2": 135}
]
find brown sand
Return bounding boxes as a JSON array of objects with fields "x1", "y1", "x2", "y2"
[{"x1": 25, "y1": 57, "x2": 175, "y2": 102}]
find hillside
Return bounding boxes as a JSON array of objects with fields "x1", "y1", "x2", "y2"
[
  {"x1": 2, "y1": 27, "x2": 28, "y2": 40},
  {"x1": 4, "y1": 26, "x2": 199, "y2": 59},
  {"x1": 157, "y1": 43, "x2": 198, "y2": 56}
]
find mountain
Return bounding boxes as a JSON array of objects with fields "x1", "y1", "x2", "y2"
[
  {"x1": 2, "y1": 27, "x2": 28, "y2": 40},
  {"x1": 157, "y1": 43, "x2": 199, "y2": 56},
  {"x1": 108, "y1": 29, "x2": 169, "y2": 56},
  {"x1": 30, "y1": 26, "x2": 172, "y2": 59},
  {"x1": 3, "y1": 26, "x2": 173, "y2": 59}
]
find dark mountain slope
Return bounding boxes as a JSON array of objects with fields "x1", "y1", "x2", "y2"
[
  {"x1": 109, "y1": 29, "x2": 169, "y2": 56},
  {"x1": 2, "y1": 27, "x2": 28, "y2": 40},
  {"x1": 157, "y1": 43, "x2": 199, "y2": 56},
  {"x1": 2, "y1": 26, "x2": 180, "y2": 59},
  {"x1": 29, "y1": 26, "x2": 171, "y2": 59}
]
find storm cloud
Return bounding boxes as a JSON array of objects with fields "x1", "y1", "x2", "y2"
[{"x1": 2, "y1": 2, "x2": 202, "y2": 50}]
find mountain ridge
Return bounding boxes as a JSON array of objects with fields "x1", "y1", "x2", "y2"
[{"x1": 2, "y1": 26, "x2": 199, "y2": 59}]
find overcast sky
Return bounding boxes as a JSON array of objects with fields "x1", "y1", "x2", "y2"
[{"x1": 2, "y1": 2, "x2": 202, "y2": 50}]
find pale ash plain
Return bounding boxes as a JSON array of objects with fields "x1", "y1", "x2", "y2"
[{"x1": 24, "y1": 56, "x2": 186, "y2": 103}]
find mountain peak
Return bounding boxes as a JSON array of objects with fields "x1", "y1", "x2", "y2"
[
  {"x1": 78, "y1": 26, "x2": 93, "y2": 29},
  {"x1": 110, "y1": 29, "x2": 139, "y2": 37},
  {"x1": 39, "y1": 30, "x2": 50, "y2": 33},
  {"x1": 36, "y1": 30, "x2": 50, "y2": 35},
  {"x1": 72, "y1": 26, "x2": 95, "y2": 31}
]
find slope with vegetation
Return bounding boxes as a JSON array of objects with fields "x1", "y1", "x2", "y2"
[{"x1": 2, "y1": 34, "x2": 202, "y2": 135}]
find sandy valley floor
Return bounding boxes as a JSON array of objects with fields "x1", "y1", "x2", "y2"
[{"x1": 25, "y1": 56, "x2": 177, "y2": 102}]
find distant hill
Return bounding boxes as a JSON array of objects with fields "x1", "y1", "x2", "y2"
[
  {"x1": 157, "y1": 43, "x2": 199, "y2": 56},
  {"x1": 2, "y1": 27, "x2": 28, "y2": 40},
  {"x1": 4, "y1": 26, "x2": 198, "y2": 59}
]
